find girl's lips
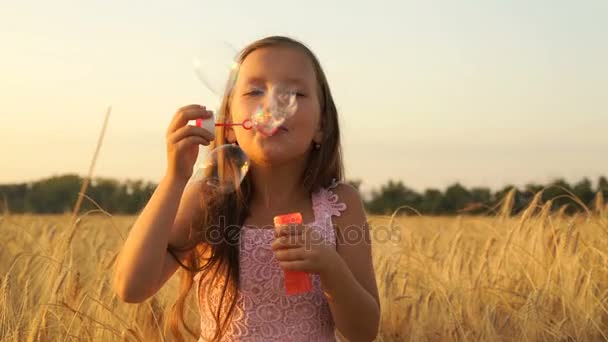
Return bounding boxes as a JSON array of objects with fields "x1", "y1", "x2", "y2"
[{"x1": 258, "y1": 126, "x2": 288, "y2": 138}]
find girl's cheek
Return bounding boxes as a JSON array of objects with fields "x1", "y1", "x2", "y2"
[
  {"x1": 296, "y1": 101, "x2": 321, "y2": 123},
  {"x1": 239, "y1": 99, "x2": 263, "y2": 118},
  {"x1": 231, "y1": 102, "x2": 253, "y2": 121}
]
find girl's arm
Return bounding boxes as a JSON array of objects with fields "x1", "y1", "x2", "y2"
[
  {"x1": 113, "y1": 176, "x2": 205, "y2": 303},
  {"x1": 113, "y1": 104, "x2": 213, "y2": 303},
  {"x1": 321, "y1": 184, "x2": 381, "y2": 342}
]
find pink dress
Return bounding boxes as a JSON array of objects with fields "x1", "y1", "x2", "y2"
[{"x1": 194, "y1": 180, "x2": 348, "y2": 341}]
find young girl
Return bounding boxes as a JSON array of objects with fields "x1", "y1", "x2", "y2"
[{"x1": 113, "y1": 36, "x2": 380, "y2": 342}]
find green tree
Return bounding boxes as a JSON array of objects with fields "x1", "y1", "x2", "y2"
[
  {"x1": 0, "y1": 183, "x2": 28, "y2": 212},
  {"x1": 365, "y1": 180, "x2": 421, "y2": 215},
  {"x1": 418, "y1": 189, "x2": 443, "y2": 215},
  {"x1": 544, "y1": 178, "x2": 574, "y2": 212},
  {"x1": 440, "y1": 183, "x2": 471, "y2": 214},
  {"x1": 24, "y1": 174, "x2": 82, "y2": 213},
  {"x1": 572, "y1": 178, "x2": 594, "y2": 208},
  {"x1": 87, "y1": 178, "x2": 122, "y2": 213},
  {"x1": 598, "y1": 176, "x2": 608, "y2": 198}
]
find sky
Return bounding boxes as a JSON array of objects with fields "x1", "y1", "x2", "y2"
[{"x1": 1, "y1": 0, "x2": 607, "y2": 196}]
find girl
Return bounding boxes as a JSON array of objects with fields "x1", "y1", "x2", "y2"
[{"x1": 113, "y1": 36, "x2": 380, "y2": 342}]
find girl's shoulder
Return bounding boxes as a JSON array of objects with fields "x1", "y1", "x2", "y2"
[{"x1": 314, "y1": 178, "x2": 368, "y2": 227}]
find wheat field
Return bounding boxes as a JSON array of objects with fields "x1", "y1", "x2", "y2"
[{"x1": 1, "y1": 192, "x2": 607, "y2": 341}]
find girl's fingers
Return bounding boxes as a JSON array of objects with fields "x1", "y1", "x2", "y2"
[
  {"x1": 274, "y1": 224, "x2": 305, "y2": 238},
  {"x1": 168, "y1": 124, "x2": 215, "y2": 144},
  {"x1": 167, "y1": 105, "x2": 213, "y2": 135},
  {"x1": 271, "y1": 234, "x2": 305, "y2": 250},
  {"x1": 175, "y1": 136, "x2": 209, "y2": 149},
  {"x1": 279, "y1": 260, "x2": 312, "y2": 273},
  {"x1": 167, "y1": 104, "x2": 203, "y2": 133},
  {"x1": 274, "y1": 246, "x2": 306, "y2": 261}
]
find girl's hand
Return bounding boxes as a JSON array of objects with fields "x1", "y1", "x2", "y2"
[
  {"x1": 271, "y1": 223, "x2": 339, "y2": 277},
  {"x1": 165, "y1": 105, "x2": 215, "y2": 183}
]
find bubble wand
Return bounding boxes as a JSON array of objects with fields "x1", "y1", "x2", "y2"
[{"x1": 195, "y1": 117, "x2": 254, "y2": 131}]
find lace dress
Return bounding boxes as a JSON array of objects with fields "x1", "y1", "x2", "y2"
[{"x1": 193, "y1": 180, "x2": 348, "y2": 341}]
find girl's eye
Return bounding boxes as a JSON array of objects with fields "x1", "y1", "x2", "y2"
[
  {"x1": 296, "y1": 92, "x2": 306, "y2": 97},
  {"x1": 244, "y1": 89, "x2": 264, "y2": 96}
]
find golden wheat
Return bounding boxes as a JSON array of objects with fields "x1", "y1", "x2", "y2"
[{"x1": 1, "y1": 197, "x2": 607, "y2": 341}]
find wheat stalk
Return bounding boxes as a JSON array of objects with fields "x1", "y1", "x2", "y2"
[{"x1": 71, "y1": 106, "x2": 112, "y2": 223}]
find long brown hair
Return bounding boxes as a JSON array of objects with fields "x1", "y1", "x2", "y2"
[{"x1": 166, "y1": 35, "x2": 344, "y2": 341}]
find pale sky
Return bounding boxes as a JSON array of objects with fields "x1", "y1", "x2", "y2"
[{"x1": 1, "y1": 0, "x2": 607, "y2": 196}]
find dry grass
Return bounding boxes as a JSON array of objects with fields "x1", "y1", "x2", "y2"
[
  {"x1": 1, "y1": 196, "x2": 607, "y2": 341},
  {"x1": 372, "y1": 194, "x2": 608, "y2": 341}
]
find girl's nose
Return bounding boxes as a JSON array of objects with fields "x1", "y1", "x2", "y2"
[{"x1": 261, "y1": 94, "x2": 271, "y2": 114}]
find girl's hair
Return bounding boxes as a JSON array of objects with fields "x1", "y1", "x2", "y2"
[{"x1": 166, "y1": 35, "x2": 344, "y2": 342}]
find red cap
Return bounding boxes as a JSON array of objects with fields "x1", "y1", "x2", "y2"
[{"x1": 273, "y1": 212, "x2": 302, "y2": 226}]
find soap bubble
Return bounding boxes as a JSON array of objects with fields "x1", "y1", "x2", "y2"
[
  {"x1": 192, "y1": 41, "x2": 240, "y2": 99},
  {"x1": 251, "y1": 83, "x2": 298, "y2": 136},
  {"x1": 189, "y1": 144, "x2": 250, "y2": 194},
  {"x1": 189, "y1": 41, "x2": 248, "y2": 193}
]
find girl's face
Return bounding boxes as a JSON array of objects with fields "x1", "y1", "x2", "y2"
[{"x1": 228, "y1": 46, "x2": 322, "y2": 165}]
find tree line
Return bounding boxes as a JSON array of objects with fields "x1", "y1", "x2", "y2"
[
  {"x1": 354, "y1": 177, "x2": 607, "y2": 216},
  {"x1": 0, "y1": 175, "x2": 156, "y2": 214},
  {"x1": 1, "y1": 174, "x2": 606, "y2": 216}
]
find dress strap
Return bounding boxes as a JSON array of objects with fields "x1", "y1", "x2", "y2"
[{"x1": 312, "y1": 178, "x2": 348, "y2": 219}]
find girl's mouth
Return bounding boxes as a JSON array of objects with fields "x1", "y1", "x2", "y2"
[{"x1": 259, "y1": 126, "x2": 288, "y2": 137}]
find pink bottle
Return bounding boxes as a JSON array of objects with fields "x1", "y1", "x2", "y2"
[{"x1": 273, "y1": 212, "x2": 313, "y2": 295}]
